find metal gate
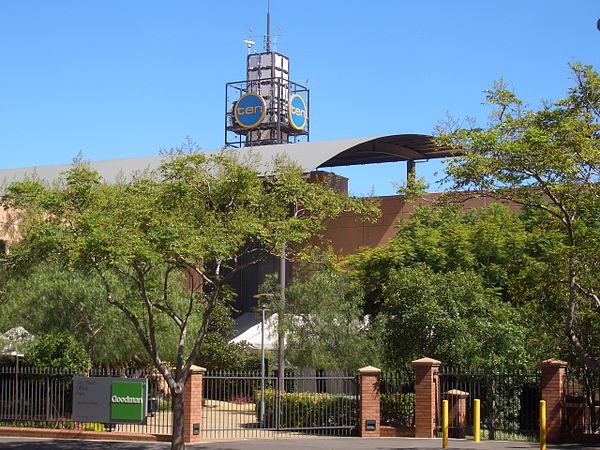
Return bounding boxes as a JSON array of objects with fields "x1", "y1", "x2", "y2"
[
  {"x1": 202, "y1": 369, "x2": 358, "y2": 439},
  {"x1": 564, "y1": 368, "x2": 600, "y2": 435},
  {"x1": 436, "y1": 367, "x2": 541, "y2": 441}
]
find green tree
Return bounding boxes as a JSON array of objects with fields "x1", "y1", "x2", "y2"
[
  {"x1": 437, "y1": 63, "x2": 600, "y2": 375},
  {"x1": 284, "y1": 268, "x2": 380, "y2": 371},
  {"x1": 194, "y1": 300, "x2": 261, "y2": 371},
  {"x1": 347, "y1": 204, "x2": 571, "y2": 369},
  {"x1": 27, "y1": 332, "x2": 90, "y2": 371},
  {"x1": 1, "y1": 144, "x2": 377, "y2": 450},
  {"x1": 1, "y1": 264, "x2": 143, "y2": 365},
  {"x1": 349, "y1": 204, "x2": 531, "y2": 316},
  {"x1": 375, "y1": 265, "x2": 531, "y2": 372}
]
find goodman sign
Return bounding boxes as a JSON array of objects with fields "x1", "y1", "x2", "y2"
[
  {"x1": 73, "y1": 377, "x2": 148, "y2": 424},
  {"x1": 111, "y1": 381, "x2": 145, "y2": 422}
]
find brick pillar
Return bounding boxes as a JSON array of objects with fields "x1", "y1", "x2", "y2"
[
  {"x1": 412, "y1": 357, "x2": 441, "y2": 438},
  {"x1": 445, "y1": 389, "x2": 469, "y2": 438},
  {"x1": 541, "y1": 359, "x2": 567, "y2": 444},
  {"x1": 358, "y1": 366, "x2": 381, "y2": 437},
  {"x1": 183, "y1": 365, "x2": 206, "y2": 443}
]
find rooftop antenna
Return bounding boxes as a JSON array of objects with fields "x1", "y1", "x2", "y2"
[
  {"x1": 243, "y1": 39, "x2": 255, "y2": 55},
  {"x1": 266, "y1": 0, "x2": 271, "y2": 52}
]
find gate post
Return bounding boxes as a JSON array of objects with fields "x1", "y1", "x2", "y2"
[
  {"x1": 541, "y1": 359, "x2": 567, "y2": 443},
  {"x1": 412, "y1": 357, "x2": 441, "y2": 438},
  {"x1": 358, "y1": 366, "x2": 381, "y2": 437},
  {"x1": 445, "y1": 389, "x2": 469, "y2": 438},
  {"x1": 183, "y1": 365, "x2": 206, "y2": 443}
]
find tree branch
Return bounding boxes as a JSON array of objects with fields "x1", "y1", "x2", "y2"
[
  {"x1": 566, "y1": 267, "x2": 600, "y2": 376},
  {"x1": 574, "y1": 281, "x2": 600, "y2": 311}
]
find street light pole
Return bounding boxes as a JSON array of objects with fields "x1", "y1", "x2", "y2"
[
  {"x1": 253, "y1": 292, "x2": 273, "y2": 428},
  {"x1": 260, "y1": 303, "x2": 266, "y2": 425},
  {"x1": 276, "y1": 245, "x2": 286, "y2": 430}
]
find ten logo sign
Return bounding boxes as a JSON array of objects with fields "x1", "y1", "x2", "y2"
[
  {"x1": 233, "y1": 93, "x2": 266, "y2": 129},
  {"x1": 111, "y1": 381, "x2": 145, "y2": 422},
  {"x1": 289, "y1": 94, "x2": 307, "y2": 131}
]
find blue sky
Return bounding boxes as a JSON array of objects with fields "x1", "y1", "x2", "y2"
[{"x1": 1, "y1": 1, "x2": 598, "y2": 195}]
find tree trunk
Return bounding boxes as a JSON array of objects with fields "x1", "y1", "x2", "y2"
[{"x1": 171, "y1": 389, "x2": 186, "y2": 450}]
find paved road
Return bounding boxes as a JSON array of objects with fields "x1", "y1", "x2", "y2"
[
  {"x1": 0, "y1": 438, "x2": 599, "y2": 450},
  {"x1": 0, "y1": 437, "x2": 598, "y2": 450}
]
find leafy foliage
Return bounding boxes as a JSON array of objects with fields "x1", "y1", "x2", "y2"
[
  {"x1": 1, "y1": 142, "x2": 378, "y2": 449},
  {"x1": 27, "y1": 332, "x2": 90, "y2": 371},
  {"x1": 349, "y1": 204, "x2": 530, "y2": 316},
  {"x1": 1, "y1": 264, "x2": 143, "y2": 365},
  {"x1": 347, "y1": 204, "x2": 577, "y2": 371},
  {"x1": 376, "y1": 265, "x2": 531, "y2": 371},
  {"x1": 194, "y1": 300, "x2": 261, "y2": 371},
  {"x1": 284, "y1": 268, "x2": 380, "y2": 371},
  {"x1": 436, "y1": 63, "x2": 600, "y2": 374},
  {"x1": 380, "y1": 392, "x2": 415, "y2": 427},
  {"x1": 255, "y1": 388, "x2": 356, "y2": 429}
]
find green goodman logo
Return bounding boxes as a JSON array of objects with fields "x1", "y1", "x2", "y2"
[{"x1": 111, "y1": 381, "x2": 145, "y2": 421}]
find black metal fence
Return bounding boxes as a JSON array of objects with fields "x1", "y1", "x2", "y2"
[
  {"x1": 437, "y1": 367, "x2": 541, "y2": 441},
  {"x1": 380, "y1": 370, "x2": 415, "y2": 428},
  {"x1": 202, "y1": 369, "x2": 357, "y2": 439},
  {"x1": 0, "y1": 366, "x2": 172, "y2": 435},
  {"x1": 565, "y1": 369, "x2": 600, "y2": 435}
]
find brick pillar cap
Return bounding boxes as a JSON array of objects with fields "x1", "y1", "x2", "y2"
[
  {"x1": 445, "y1": 389, "x2": 469, "y2": 398},
  {"x1": 190, "y1": 365, "x2": 207, "y2": 373},
  {"x1": 541, "y1": 359, "x2": 568, "y2": 367},
  {"x1": 358, "y1": 366, "x2": 381, "y2": 375},
  {"x1": 412, "y1": 357, "x2": 441, "y2": 366}
]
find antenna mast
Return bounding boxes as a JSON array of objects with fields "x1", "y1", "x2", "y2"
[{"x1": 266, "y1": 0, "x2": 271, "y2": 52}]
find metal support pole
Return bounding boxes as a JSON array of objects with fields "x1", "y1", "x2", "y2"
[
  {"x1": 407, "y1": 160, "x2": 416, "y2": 184},
  {"x1": 540, "y1": 400, "x2": 546, "y2": 450},
  {"x1": 474, "y1": 398, "x2": 480, "y2": 443},
  {"x1": 260, "y1": 303, "x2": 266, "y2": 426},
  {"x1": 276, "y1": 244, "x2": 286, "y2": 430},
  {"x1": 442, "y1": 399, "x2": 449, "y2": 448}
]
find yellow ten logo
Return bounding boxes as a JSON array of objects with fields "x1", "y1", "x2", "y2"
[
  {"x1": 289, "y1": 94, "x2": 307, "y2": 130},
  {"x1": 233, "y1": 93, "x2": 266, "y2": 129}
]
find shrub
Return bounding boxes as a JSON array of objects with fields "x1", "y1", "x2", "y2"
[
  {"x1": 82, "y1": 422, "x2": 106, "y2": 432},
  {"x1": 255, "y1": 389, "x2": 357, "y2": 429},
  {"x1": 26, "y1": 333, "x2": 90, "y2": 371}
]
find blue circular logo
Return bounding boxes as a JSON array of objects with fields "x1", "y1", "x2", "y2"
[
  {"x1": 289, "y1": 94, "x2": 307, "y2": 131},
  {"x1": 233, "y1": 93, "x2": 266, "y2": 129}
]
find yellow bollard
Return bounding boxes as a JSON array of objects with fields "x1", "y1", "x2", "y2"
[
  {"x1": 442, "y1": 399, "x2": 449, "y2": 449},
  {"x1": 540, "y1": 400, "x2": 546, "y2": 450},
  {"x1": 473, "y1": 399, "x2": 480, "y2": 443}
]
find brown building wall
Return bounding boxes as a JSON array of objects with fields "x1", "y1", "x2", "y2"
[
  {"x1": 322, "y1": 192, "x2": 519, "y2": 257},
  {"x1": 0, "y1": 208, "x2": 12, "y2": 248}
]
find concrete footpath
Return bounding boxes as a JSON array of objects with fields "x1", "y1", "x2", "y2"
[{"x1": 0, "y1": 437, "x2": 598, "y2": 450}]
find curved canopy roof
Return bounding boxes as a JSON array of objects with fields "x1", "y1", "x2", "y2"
[
  {"x1": 0, "y1": 134, "x2": 455, "y2": 190},
  {"x1": 248, "y1": 134, "x2": 455, "y2": 173}
]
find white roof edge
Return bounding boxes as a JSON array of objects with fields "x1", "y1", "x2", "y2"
[{"x1": 0, "y1": 135, "x2": 394, "y2": 191}]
